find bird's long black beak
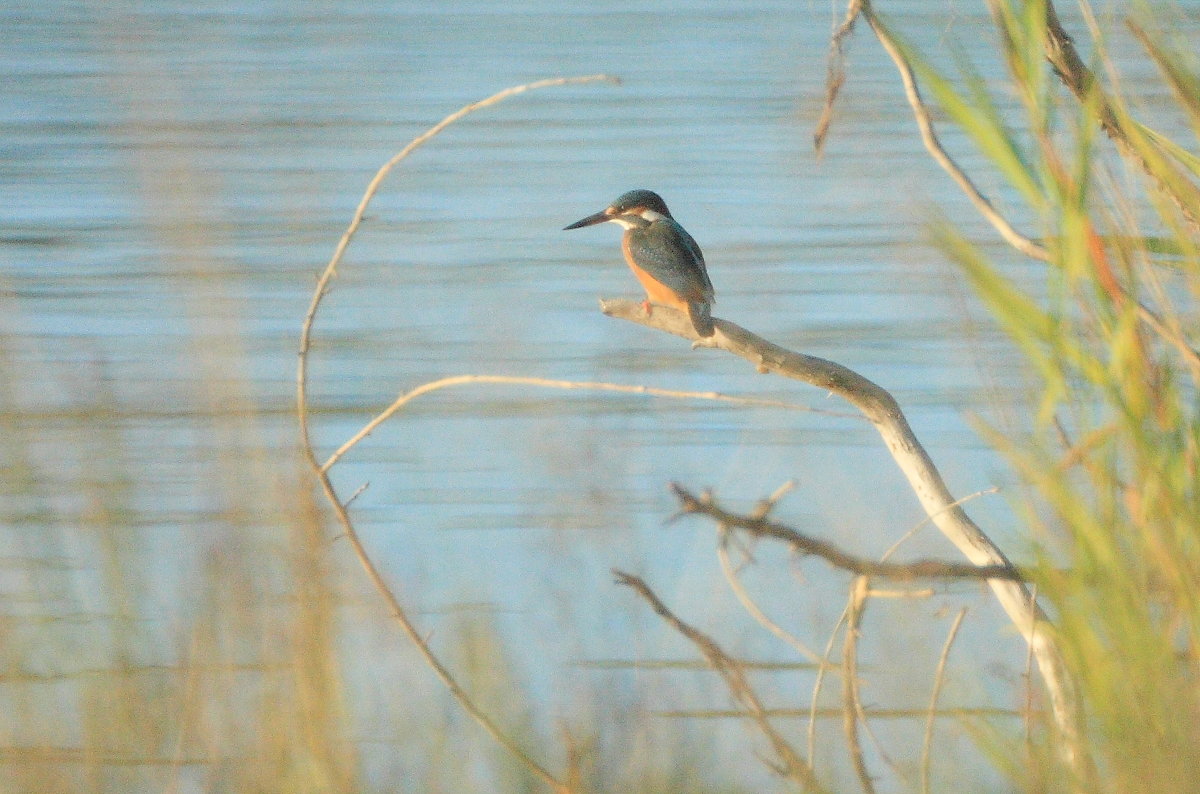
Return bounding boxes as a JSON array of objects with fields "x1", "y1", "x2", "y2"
[{"x1": 563, "y1": 209, "x2": 610, "y2": 230}]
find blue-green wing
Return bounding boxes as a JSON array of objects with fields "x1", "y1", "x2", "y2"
[{"x1": 625, "y1": 219, "x2": 715, "y2": 303}]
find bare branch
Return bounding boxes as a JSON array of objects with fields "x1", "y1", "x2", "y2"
[
  {"x1": 754, "y1": 478, "x2": 800, "y2": 519},
  {"x1": 717, "y1": 533, "x2": 833, "y2": 669},
  {"x1": 614, "y1": 571, "x2": 829, "y2": 793},
  {"x1": 859, "y1": 1, "x2": 1050, "y2": 261},
  {"x1": 674, "y1": 483, "x2": 1024, "y2": 582},
  {"x1": 814, "y1": 0, "x2": 865, "y2": 155},
  {"x1": 299, "y1": 74, "x2": 619, "y2": 459},
  {"x1": 921, "y1": 607, "x2": 968, "y2": 794},
  {"x1": 880, "y1": 486, "x2": 1000, "y2": 562},
  {"x1": 842, "y1": 577, "x2": 877, "y2": 794},
  {"x1": 1036, "y1": 0, "x2": 1200, "y2": 229},
  {"x1": 601, "y1": 297, "x2": 1087, "y2": 781},
  {"x1": 322, "y1": 374, "x2": 855, "y2": 473},
  {"x1": 297, "y1": 76, "x2": 619, "y2": 794},
  {"x1": 808, "y1": 601, "x2": 851, "y2": 766}
]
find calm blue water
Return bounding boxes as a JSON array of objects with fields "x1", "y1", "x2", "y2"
[{"x1": 3, "y1": 1, "x2": 1190, "y2": 790}]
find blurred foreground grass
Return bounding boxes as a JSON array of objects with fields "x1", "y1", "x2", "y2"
[
  {"x1": 913, "y1": 2, "x2": 1200, "y2": 790},
  {"x1": 0, "y1": 319, "x2": 763, "y2": 789}
]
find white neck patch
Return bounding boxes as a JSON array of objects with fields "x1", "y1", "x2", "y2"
[
  {"x1": 607, "y1": 216, "x2": 640, "y2": 230},
  {"x1": 637, "y1": 208, "x2": 668, "y2": 222}
]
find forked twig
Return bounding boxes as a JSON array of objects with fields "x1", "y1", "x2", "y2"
[
  {"x1": 672, "y1": 483, "x2": 1023, "y2": 582},
  {"x1": 814, "y1": 0, "x2": 865, "y2": 155},
  {"x1": 297, "y1": 75, "x2": 617, "y2": 794}
]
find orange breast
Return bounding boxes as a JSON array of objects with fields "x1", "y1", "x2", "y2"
[{"x1": 621, "y1": 236, "x2": 690, "y2": 310}]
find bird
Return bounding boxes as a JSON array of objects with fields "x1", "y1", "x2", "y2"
[{"x1": 564, "y1": 189, "x2": 716, "y2": 337}]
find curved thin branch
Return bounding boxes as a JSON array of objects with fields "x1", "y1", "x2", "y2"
[
  {"x1": 600, "y1": 297, "x2": 1088, "y2": 782},
  {"x1": 299, "y1": 73, "x2": 618, "y2": 456},
  {"x1": 717, "y1": 538, "x2": 833, "y2": 669},
  {"x1": 880, "y1": 486, "x2": 1000, "y2": 562},
  {"x1": 614, "y1": 571, "x2": 829, "y2": 793},
  {"x1": 808, "y1": 601, "x2": 851, "y2": 766},
  {"x1": 297, "y1": 76, "x2": 618, "y2": 794},
  {"x1": 714, "y1": 480, "x2": 839, "y2": 670},
  {"x1": 842, "y1": 577, "x2": 876, "y2": 794},
  {"x1": 859, "y1": 1, "x2": 1051, "y2": 262},
  {"x1": 322, "y1": 375, "x2": 856, "y2": 473},
  {"x1": 921, "y1": 607, "x2": 968, "y2": 794}
]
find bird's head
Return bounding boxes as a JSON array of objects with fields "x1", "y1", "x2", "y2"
[{"x1": 564, "y1": 189, "x2": 673, "y2": 231}]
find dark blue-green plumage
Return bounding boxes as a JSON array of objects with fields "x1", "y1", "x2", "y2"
[{"x1": 624, "y1": 217, "x2": 714, "y2": 304}]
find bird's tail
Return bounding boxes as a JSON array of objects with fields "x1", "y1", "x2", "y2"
[{"x1": 687, "y1": 301, "x2": 715, "y2": 337}]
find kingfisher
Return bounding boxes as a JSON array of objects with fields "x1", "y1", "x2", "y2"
[{"x1": 564, "y1": 189, "x2": 716, "y2": 337}]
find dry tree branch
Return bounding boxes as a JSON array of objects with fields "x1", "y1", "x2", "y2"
[
  {"x1": 600, "y1": 298, "x2": 1089, "y2": 783},
  {"x1": 717, "y1": 538, "x2": 832, "y2": 670},
  {"x1": 857, "y1": 1, "x2": 1050, "y2": 262},
  {"x1": 672, "y1": 483, "x2": 1024, "y2": 582},
  {"x1": 714, "y1": 480, "x2": 836, "y2": 670},
  {"x1": 1047, "y1": 6, "x2": 1200, "y2": 376},
  {"x1": 322, "y1": 375, "x2": 855, "y2": 473},
  {"x1": 808, "y1": 601, "x2": 851, "y2": 767},
  {"x1": 879, "y1": 486, "x2": 1001, "y2": 562},
  {"x1": 1037, "y1": 0, "x2": 1200, "y2": 231},
  {"x1": 298, "y1": 72, "x2": 618, "y2": 449},
  {"x1": 842, "y1": 577, "x2": 876, "y2": 794},
  {"x1": 1023, "y1": 583, "x2": 1039, "y2": 750},
  {"x1": 296, "y1": 75, "x2": 618, "y2": 794},
  {"x1": 614, "y1": 571, "x2": 829, "y2": 793},
  {"x1": 850, "y1": 590, "x2": 910, "y2": 784},
  {"x1": 814, "y1": 0, "x2": 865, "y2": 155},
  {"x1": 921, "y1": 607, "x2": 968, "y2": 794}
]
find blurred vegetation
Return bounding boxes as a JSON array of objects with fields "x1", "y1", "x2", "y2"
[
  {"x1": 0, "y1": 346, "x2": 761, "y2": 792},
  {"x1": 909, "y1": 1, "x2": 1200, "y2": 790}
]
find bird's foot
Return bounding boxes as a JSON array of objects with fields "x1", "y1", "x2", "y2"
[{"x1": 640, "y1": 299, "x2": 654, "y2": 317}]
